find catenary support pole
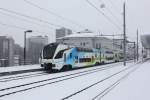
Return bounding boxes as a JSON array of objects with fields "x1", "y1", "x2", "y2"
[{"x1": 123, "y1": 2, "x2": 126, "y2": 66}]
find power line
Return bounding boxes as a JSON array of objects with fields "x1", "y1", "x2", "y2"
[
  {"x1": 106, "y1": 0, "x2": 121, "y2": 14},
  {"x1": 86, "y1": 0, "x2": 122, "y2": 30},
  {"x1": 106, "y1": 8, "x2": 122, "y2": 25},
  {"x1": 0, "y1": 8, "x2": 77, "y2": 32},
  {"x1": 0, "y1": 21, "x2": 48, "y2": 34},
  {"x1": 0, "y1": 11, "x2": 54, "y2": 30},
  {"x1": 98, "y1": 0, "x2": 122, "y2": 25},
  {"x1": 23, "y1": 0, "x2": 87, "y2": 30},
  {"x1": 0, "y1": 8, "x2": 60, "y2": 27}
]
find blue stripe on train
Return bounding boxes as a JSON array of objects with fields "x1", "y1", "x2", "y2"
[
  {"x1": 66, "y1": 48, "x2": 77, "y2": 65},
  {"x1": 66, "y1": 48, "x2": 86, "y2": 66}
]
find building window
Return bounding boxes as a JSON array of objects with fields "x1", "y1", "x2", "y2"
[
  {"x1": 96, "y1": 43, "x2": 98, "y2": 49},
  {"x1": 83, "y1": 42, "x2": 85, "y2": 46}
]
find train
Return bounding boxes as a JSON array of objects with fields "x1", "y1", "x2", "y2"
[{"x1": 40, "y1": 43, "x2": 124, "y2": 71}]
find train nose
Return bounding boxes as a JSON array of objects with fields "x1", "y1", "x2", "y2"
[
  {"x1": 43, "y1": 63, "x2": 56, "y2": 70},
  {"x1": 45, "y1": 63, "x2": 55, "y2": 67}
]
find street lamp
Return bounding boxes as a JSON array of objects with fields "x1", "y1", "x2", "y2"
[{"x1": 24, "y1": 30, "x2": 32, "y2": 65}]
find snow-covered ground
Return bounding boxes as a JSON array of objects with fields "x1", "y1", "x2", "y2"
[
  {"x1": 103, "y1": 60, "x2": 150, "y2": 100},
  {"x1": 0, "y1": 61, "x2": 149, "y2": 100},
  {"x1": 0, "y1": 65, "x2": 41, "y2": 73}
]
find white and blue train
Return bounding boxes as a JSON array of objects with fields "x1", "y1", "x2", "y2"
[{"x1": 40, "y1": 43, "x2": 123, "y2": 71}]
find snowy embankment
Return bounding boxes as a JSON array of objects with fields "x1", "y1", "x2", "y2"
[{"x1": 0, "y1": 65, "x2": 41, "y2": 73}]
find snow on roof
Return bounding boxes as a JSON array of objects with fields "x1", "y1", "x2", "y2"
[
  {"x1": 65, "y1": 32, "x2": 99, "y2": 38},
  {"x1": 56, "y1": 32, "x2": 118, "y2": 41},
  {"x1": 56, "y1": 32, "x2": 109, "y2": 40}
]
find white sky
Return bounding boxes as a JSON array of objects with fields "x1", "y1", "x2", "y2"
[{"x1": 0, "y1": 0, "x2": 149, "y2": 46}]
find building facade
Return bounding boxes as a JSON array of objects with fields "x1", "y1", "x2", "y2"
[
  {"x1": 13, "y1": 43, "x2": 24, "y2": 65},
  {"x1": 141, "y1": 35, "x2": 150, "y2": 58},
  {"x1": 26, "y1": 36, "x2": 48, "y2": 64},
  {"x1": 56, "y1": 27, "x2": 72, "y2": 39},
  {"x1": 56, "y1": 32, "x2": 120, "y2": 51},
  {"x1": 0, "y1": 36, "x2": 14, "y2": 67}
]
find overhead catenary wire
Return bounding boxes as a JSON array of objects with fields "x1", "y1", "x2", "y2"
[
  {"x1": 0, "y1": 21, "x2": 48, "y2": 34},
  {"x1": 0, "y1": 11, "x2": 55, "y2": 30},
  {"x1": 0, "y1": 8, "x2": 77, "y2": 32},
  {"x1": 106, "y1": 0, "x2": 121, "y2": 14},
  {"x1": 23, "y1": 0, "x2": 87, "y2": 30},
  {"x1": 98, "y1": 0, "x2": 122, "y2": 25},
  {"x1": 86, "y1": 0, "x2": 122, "y2": 30}
]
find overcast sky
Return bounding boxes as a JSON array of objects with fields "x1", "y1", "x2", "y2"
[{"x1": 0, "y1": 0, "x2": 149, "y2": 46}]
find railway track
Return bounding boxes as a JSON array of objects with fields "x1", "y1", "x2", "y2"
[
  {"x1": 0, "y1": 62, "x2": 122, "y2": 98},
  {"x1": 91, "y1": 64, "x2": 141, "y2": 100},
  {"x1": 0, "y1": 72, "x2": 49, "y2": 83},
  {"x1": 61, "y1": 61, "x2": 143, "y2": 100},
  {"x1": 0, "y1": 60, "x2": 134, "y2": 83},
  {"x1": 0, "y1": 62, "x2": 121, "y2": 83}
]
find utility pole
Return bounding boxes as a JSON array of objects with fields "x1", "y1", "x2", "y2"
[
  {"x1": 123, "y1": 2, "x2": 126, "y2": 66},
  {"x1": 137, "y1": 29, "x2": 139, "y2": 61}
]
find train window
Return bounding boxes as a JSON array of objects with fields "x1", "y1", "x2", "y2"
[
  {"x1": 75, "y1": 56, "x2": 78, "y2": 59},
  {"x1": 79, "y1": 58, "x2": 91, "y2": 63},
  {"x1": 95, "y1": 54, "x2": 97, "y2": 58},
  {"x1": 70, "y1": 53, "x2": 72, "y2": 58},
  {"x1": 55, "y1": 49, "x2": 66, "y2": 59},
  {"x1": 75, "y1": 56, "x2": 78, "y2": 63},
  {"x1": 76, "y1": 47, "x2": 93, "y2": 52},
  {"x1": 105, "y1": 51, "x2": 113, "y2": 54},
  {"x1": 43, "y1": 44, "x2": 58, "y2": 59}
]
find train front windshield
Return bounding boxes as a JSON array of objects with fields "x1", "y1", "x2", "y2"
[{"x1": 43, "y1": 43, "x2": 58, "y2": 59}]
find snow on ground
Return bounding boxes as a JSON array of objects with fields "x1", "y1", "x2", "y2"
[
  {"x1": 0, "y1": 65, "x2": 41, "y2": 73},
  {"x1": 0, "y1": 62, "x2": 133, "y2": 100},
  {"x1": 0, "y1": 62, "x2": 124, "y2": 94},
  {"x1": 1, "y1": 61, "x2": 150, "y2": 100},
  {"x1": 102, "y1": 60, "x2": 150, "y2": 100}
]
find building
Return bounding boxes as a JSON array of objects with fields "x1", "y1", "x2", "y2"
[
  {"x1": 26, "y1": 36, "x2": 48, "y2": 64},
  {"x1": 141, "y1": 35, "x2": 150, "y2": 58},
  {"x1": 56, "y1": 32, "x2": 135, "y2": 59},
  {"x1": 57, "y1": 32, "x2": 120, "y2": 51},
  {"x1": 113, "y1": 39, "x2": 136, "y2": 59},
  {"x1": 13, "y1": 44, "x2": 24, "y2": 65},
  {"x1": 0, "y1": 36, "x2": 14, "y2": 67},
  {"x1": 56, "y1": 27, "x2": 72, "y2": 39}
]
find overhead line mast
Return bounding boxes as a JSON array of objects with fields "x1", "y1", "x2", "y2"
[{"x1": 123, "y1": 2, "x2": 126, "y2": 66}]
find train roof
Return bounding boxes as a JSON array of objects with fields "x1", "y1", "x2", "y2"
[{"x1": 44, "y1": 42, "x2": 59, "y2": 47}]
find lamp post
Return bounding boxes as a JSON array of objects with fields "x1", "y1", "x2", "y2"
[
  {"x1": 123, "y1": 2, "x2": 126, "y2": 66},
  {"x1": 24, "y1": 30, "x2": 32, "y2": 65}
]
